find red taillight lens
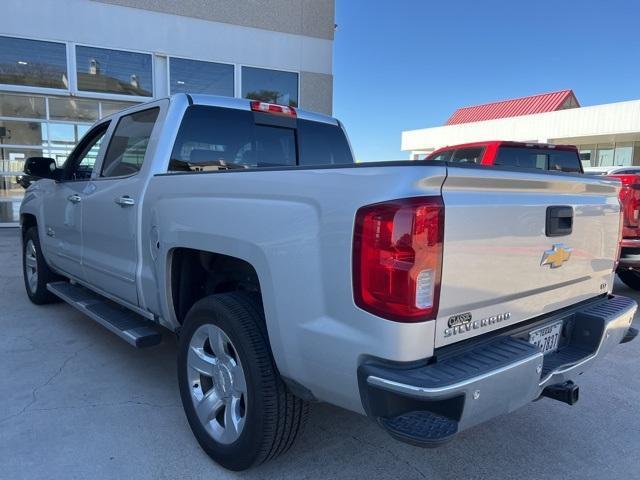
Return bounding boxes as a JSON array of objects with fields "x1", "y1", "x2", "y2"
[
  {"x1": 250, "y1": 101, "x2": 297, "y2": 117},
  {"x1": 353, "y1": 197, "x2": 444, "y2": 322}
]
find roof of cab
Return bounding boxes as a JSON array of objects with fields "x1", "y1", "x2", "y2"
[
  {"x1": 182, "y1": 93, "x2": 339, "y2": 125},
  {"x1": 428, "y1": 140, "x2": 578, "y2": 158}
]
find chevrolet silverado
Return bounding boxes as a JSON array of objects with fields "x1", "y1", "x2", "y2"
[{"x1": 20, "y1": 95, "x2": 638, "y2": 470}]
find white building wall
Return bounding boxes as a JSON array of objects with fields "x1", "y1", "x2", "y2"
[{"x1": 402, "y1": 99, "x2": 640, "y2": 153}]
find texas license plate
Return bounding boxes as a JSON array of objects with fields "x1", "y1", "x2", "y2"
[{"x1": 529, "y1": 321, "x2": 563, "y2": 355}]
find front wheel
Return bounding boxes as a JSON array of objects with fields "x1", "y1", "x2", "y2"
[
  {"x1": 22, "y1": 226, "x2": 61, "y2": 304},
  {"x1": 618, "y1": 269, "x2": 640, "y2": 290},
  {"x1": 177, "y1": 292, "x2": 309, "y2": 471}
]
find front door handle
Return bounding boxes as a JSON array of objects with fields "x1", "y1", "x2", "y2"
[
  {"x1": 67, "y1": 194, "x2": 81, "y2": 204},
  {"x1": 115, "y1": 195, "x2": 135, "y2": 207}
]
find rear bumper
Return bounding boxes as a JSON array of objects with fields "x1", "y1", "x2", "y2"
[{"x1": 358, "y1": 295, "x2": 637, "y2": 446}]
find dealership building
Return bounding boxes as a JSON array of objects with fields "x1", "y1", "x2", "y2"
[
  {"x1": 0, "y1": 0, "x2": 335, "y2": 225},
  {"x1": 402, "y1": 89, "x2": 640, "y2": 168}
]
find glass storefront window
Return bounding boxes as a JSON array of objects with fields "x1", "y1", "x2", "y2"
[
  {"x1": 596, "y1": 144, "x2": 615, "y2": 167},
  {"x1": 614, "y1": 143, "x2": 633, "y2": 166},
  {"x1": 0, "y1": 93, "x2": 46, "y2": 118},
  {"x1": 76, "y1": 46, "x2": 153, "y2": 97},
  {"x1": 0, "y1": 146, "x2": 44, "y2": 175},
  {"x1": 0, "y1": 119, "x2": 46, "y2": 146},
  {"x1": 77, "y1": 124, "x2": 91, "y2": 138},
  {"x1": 49, "y1": 97, "x2": 99, "y2": 122},
  {"x1": 100, "y1": 100, "x2": 136, "y2": 118},
  {"x1": 578, "y1": 144, "x2": 596, "y2": 168},
  {"x1": 0, "y1": 36, "x2": 68, "y2": 89},
  {"x1": 241, "y1": 67, "x2": 298, "y2": 107},
  {"x1": 44, "y1": 147, "x2": 75, "y2": 167},
  {"x1": 1, "y1": 146, "x2": 45, "y2": 224},
  {"x1": 170, "y1": 58, "x2": 234, "y2": 96},
  {"x1": 47, "y1": 123, "x2": 77, "y2": 146}
]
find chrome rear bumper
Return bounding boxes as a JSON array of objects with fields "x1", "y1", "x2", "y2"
[{"x1": 359, "y1": 295, "x2": 637, "y2": 444}]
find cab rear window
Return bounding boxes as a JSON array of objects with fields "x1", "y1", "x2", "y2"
[
  {"x1": 494, "y1": 147, "x2": 582, "y2": 173},
  {"x1": 169, "y1": 105, "x2": 353, "y2": 172}
]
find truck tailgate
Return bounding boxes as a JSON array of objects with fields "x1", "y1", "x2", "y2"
[{"x1": 436, "y1": 166, "x2": 620, "y2": 347}]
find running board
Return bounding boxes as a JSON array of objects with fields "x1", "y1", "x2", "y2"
[{"x1": 47, "y1": 281, "x2": 162, "y2": 348}]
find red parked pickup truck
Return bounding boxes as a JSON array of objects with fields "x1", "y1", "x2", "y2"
[
  {"x1": 425, "y1": 140, "x2": 583, "y2": 173},
  {"x1": 585, "y1": 167, "x2": 640, "y2": 290}
]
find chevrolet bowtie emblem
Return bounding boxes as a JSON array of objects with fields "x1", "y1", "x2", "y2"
[{"x1": 541, "y1": 243, "x2": 572, "y2": 268}]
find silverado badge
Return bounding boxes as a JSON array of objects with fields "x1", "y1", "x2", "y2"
[{"x1": 541, "y1": 243, "x2": 572, "y2": 268}]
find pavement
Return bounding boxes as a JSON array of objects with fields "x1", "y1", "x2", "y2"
[{"x1": 1, "y1": 227, "x2": 639, "y2": 480}]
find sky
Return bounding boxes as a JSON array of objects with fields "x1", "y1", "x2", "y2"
[{"x1": 333, "y1": 0, "x2": 640, "y2": 162}]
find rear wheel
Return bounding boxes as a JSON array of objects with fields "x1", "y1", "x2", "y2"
[
  {"x1": 618, "y1": 269, "x2": 640, "y2": 290},
  {"x1": 22, "y1": 226, "x2": 61, "y2": 304},
  {"x1": 177, "y1": 292, "x2": 309, "y2": 471}
]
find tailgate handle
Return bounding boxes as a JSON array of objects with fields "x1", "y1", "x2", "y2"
[{"x1": 546, "y1": 206, "x2": 573, "y2": 237}]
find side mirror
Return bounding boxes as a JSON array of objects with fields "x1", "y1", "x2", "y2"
[{"x1": 23, "y1": 157, "x2": 61, "y2": 181}]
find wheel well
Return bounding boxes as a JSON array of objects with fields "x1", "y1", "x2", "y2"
[
  {"x1": 21, "y1": 214, "x2": 37, "y2": 238},
  {"x1": 170, "y1": 248, "x2": 262, "y2": 324}
]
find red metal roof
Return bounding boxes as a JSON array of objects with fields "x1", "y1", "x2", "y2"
[{"x1": 445, "y1": 90, "x2": 579, "y2": 125}]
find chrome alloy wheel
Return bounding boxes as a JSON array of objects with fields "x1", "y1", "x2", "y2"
[
  {"x1": 187, "y1": 324, "x2": 248, "y2": 444},
  {"x1": 25, "y1": 239, "x2": 38, "y2": 294}
]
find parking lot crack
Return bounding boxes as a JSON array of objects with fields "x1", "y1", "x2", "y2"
[{"x1": 0, "y1": 343, "x2": 92, "y2": 424}]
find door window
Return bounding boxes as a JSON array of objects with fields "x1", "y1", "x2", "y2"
[
  {"x1": 62, "y1": 123, "x2": 109, "y2": 181},
  {"x1": 101, "y1": 108, "x2": 159, "y2": 178}
]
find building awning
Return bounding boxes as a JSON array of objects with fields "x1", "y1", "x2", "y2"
[{"x1": 445, "y1": 89, "x2": 579, "y2": 125}]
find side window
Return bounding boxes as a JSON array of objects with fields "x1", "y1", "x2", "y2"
[
  {"x1": 451, "y1": 148, "x2": 484, "y2": 164},
  {"x1": 101, "y1": 108, "x2": 159, "y2": 178},
  {"x1": 428, "y1": 150, "x2": 452, "y2": 162},
  {"x1": 63, "y1": 123, "x2": 109, "y2": 181}
]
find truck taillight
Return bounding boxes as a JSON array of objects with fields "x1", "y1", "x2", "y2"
[{"x1": 353, "y1": 197, "x2": 444, "y2": 322}]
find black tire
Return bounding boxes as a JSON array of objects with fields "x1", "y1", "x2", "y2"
[
  {"x1": 177, "y1": 292, "x2": 309, "y2": 471},
  {"x1": 22, "y1": 226, "x2": 61, "y2": 304},
  {"x1": 618, "y1": 270, "x2": 640, "y2": 290}
]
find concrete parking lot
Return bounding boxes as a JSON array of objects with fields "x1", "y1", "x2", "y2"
[{"x1": 1, "y1": 227, "x2": 639, "y2": 480}]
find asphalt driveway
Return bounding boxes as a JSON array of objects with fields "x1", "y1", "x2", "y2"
[{"x1": 1, "y1": 228, "x2": 639, "y2": 480}]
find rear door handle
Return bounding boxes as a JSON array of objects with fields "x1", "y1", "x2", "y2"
[
  {"x1": 115, "y1": 195, "x2": 135, "y2": 207},
  {"x1": 67, "y1": 194, "x2": 81, "y2": 204}
]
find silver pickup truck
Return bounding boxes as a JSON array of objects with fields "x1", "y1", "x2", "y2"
[{"x1": 20, "y1": 94, "x2": 638, "y2": 471}]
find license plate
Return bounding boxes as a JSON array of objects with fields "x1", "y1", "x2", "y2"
[{"x1": 528, "y1": 321, "x2": 563, "y2": 355}]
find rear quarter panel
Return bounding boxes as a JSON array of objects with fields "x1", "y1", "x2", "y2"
[{"x1": 140, "y1": 164, "x2": 447, "y2": 413}]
